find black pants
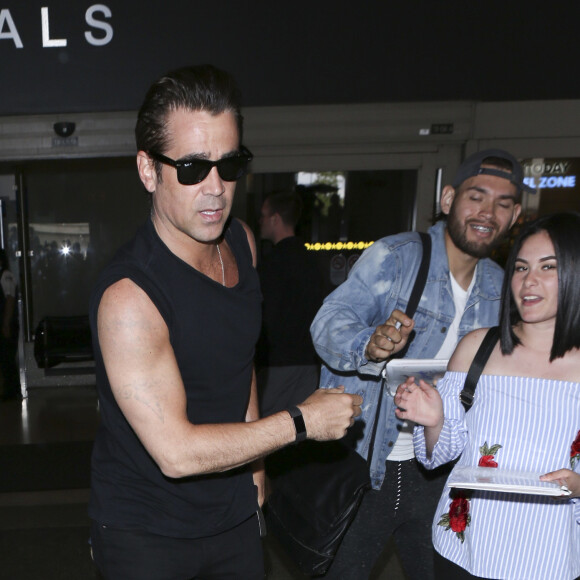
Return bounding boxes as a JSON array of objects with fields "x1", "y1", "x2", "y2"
[
  {"x1": 90, "y1": 514, "x2": 264, "y2": 580},
  {"x1": 322, "y1": 458, "x2": 450, "y2": 580},
  {"x1": 434, "y1": 552, "x2": 490, "y2": 579}
]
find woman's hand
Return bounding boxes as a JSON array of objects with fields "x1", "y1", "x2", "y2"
[
  {"x1": 394, "y1": 376, "x2": 444, "y2": 457},
  {"x1": 394, "y1": 376, "x2": 443, "y2": 428},
  {"x1": 540, "y1": 469, "x2": 580, "y2": 497}
]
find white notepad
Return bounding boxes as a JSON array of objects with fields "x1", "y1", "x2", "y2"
[
  {"x1": 447, "y1": 465, "x2": 571, "y2": 497},
  {"x1": 383, "y1": 358, "x2": 448, "y2": 395}
]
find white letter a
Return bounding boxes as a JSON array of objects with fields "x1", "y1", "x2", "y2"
[{"x1": 0, "y1": 9, "x2": 24, "y2": 48}]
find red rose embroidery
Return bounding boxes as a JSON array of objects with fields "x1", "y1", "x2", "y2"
[
  {"x1": 449, "y1": 495, "x2": 470, "y2": 532},
  {"x1": 478, "y1": 442, "x2": 502, "y2": 468},
  {"x1": 570, "y1": 430, "x2": 580, "y2": 469},
  {"x1": 438, "y1": 440, "x2": 503, "y2": 543},
  {"x1": 478, "y1": 455, "x2": 498, "y2": 468},
  {"x1": 438, "y1": 491, "x2": 471, "y2": 542}
]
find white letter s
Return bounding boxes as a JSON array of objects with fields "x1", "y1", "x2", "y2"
[{"x1": 85, "y1": 4, "x2": 113, "y2": 46}]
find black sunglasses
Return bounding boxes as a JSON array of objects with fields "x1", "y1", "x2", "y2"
[{"x1": 148, "y1": 146, "x2": 253, "y2": 185}]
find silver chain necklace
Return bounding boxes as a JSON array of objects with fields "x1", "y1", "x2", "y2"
[{"x1": 216, "y1": 243, "x2": 225, "y2": 286}]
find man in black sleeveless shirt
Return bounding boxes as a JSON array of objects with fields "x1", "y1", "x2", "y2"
[{"x1": 88, "y1": 65, "x2": 363, "y2": 579}]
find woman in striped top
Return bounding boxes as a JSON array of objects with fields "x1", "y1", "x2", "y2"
[{"x1": 395, "y1": 212, "x2": 580, "y2": 579}]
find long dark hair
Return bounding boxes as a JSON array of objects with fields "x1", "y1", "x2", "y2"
[{"x1": 499, "y1": 212, "x2": 580, "y2": 361}]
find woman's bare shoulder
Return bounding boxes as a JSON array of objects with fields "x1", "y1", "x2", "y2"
[{"x1": 447, "y1": 327, "x2": 495, "y2": 373}]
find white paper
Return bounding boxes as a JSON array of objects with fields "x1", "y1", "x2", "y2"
[
  {"x1": 384, "y1": 358, "x2": 448, "y2": 395},
  {"x1": 447, "y1": 465, "x2": 571, "y2": 497}
]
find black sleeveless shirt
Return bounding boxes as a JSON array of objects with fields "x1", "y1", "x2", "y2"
[{"x1": 88, "y1": 217, "x2": 262, "y2": 538}]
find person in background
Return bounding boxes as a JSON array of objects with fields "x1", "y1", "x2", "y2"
[
  {"x1": 88, "y1": 64, "x2": 362, "y2": 580},
  {"x1": 396, "y1": 212, "x2": 580, "y2": 580},
  {"x1": 256, "y1": 191, "x2": 325, "y2": 416},
  {"x1": 311, "y1": 149, "x2": 528, "y2": 579},
  {"x1": 0, "y1": 249, "x2": 19, "y2": 400}
]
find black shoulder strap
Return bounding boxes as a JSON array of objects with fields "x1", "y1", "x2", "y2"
[
  {"x1": 406, "y1": 232, "x2": 431, "y2": 319},
  {"x1": 367, "y1": 231, "x2": 432, "y2": 465},
  {"x1": 459, "y1": 326, "x2": 500, "y2": 412},
  {"x1": 393, "y1": 232, "x2": 431, "y2": 361}
]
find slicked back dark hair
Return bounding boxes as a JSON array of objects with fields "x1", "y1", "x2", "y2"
[
  {"x1": 135, "y1": 65, "x2": 243, "y2": 178},
  {"x1": 499, "y1": 212, "x2": 580, "y2": 361}
]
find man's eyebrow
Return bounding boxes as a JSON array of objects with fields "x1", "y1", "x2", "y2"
[
  {"x1": 177, "y1": 149, "x2": 240, "y2": 163},
  {"x1": 465, "y1": 185, "x2": 517, "y2": 200},
  {"x1": 178, "y1": 152, "x2": 208, "y2": 162}
]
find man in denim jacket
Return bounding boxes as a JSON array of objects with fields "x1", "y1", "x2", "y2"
[{"x1": 310, "y1": 149, "x2": 530, "y2": 579}]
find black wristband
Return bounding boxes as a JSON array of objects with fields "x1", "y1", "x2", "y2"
[{"x1": 286, "y1": 406, "x2": 307, "y2": 443}]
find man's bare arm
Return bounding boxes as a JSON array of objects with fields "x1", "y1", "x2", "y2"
[{"x1": 98, "y1": 279, "x2": 361, "y2": 479}]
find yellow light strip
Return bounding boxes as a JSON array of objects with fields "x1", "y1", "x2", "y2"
[{"x1": 304, "y1": 241, "x2": 375, "y2": 251}]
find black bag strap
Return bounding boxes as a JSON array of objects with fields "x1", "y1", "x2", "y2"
[
  {"x1": 392, "y1": 232, "x2": 431, "y2": 361},
  {"x1": 406, "y1": 232, "x2": 431, "y2": 319},
  {"x1": 459, "y1": 326, "x2": 500, "y2": 412},
  {"x1": 367, "y1": 231, "x2": 432, "y2": 465}
]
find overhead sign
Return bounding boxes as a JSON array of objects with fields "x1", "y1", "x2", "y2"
[
  {"x1": 523, "y1": 159, "x2": 578, "y2": 190},
  {"x1": 0, "y1": 4, "x2": 113, "y2": 48},
  {"x1": 0, "y1": 2, "x2": 579, "y2": 116}
]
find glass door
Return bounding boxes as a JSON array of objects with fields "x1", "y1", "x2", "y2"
[
  {"x1": 6, "y1": 157, "x2": 150, "y2": 389},
  {"x1": 247, "y1": 167, "x2": 417, "y2": 292},
  {"x1": 22, "y1": 158, "x2": 149, "y2": 334},
  {"x1": 0, "y1": 174, "x2": 24, "y2": 396}
]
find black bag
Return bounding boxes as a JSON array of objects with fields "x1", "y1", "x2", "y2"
[
  {"x1": 265, "y1": 232, "x2": 432, "y2": 576},
  {"x1": 266, "y1": 440, "x2": 370, "y2": 576},
  {"x1": 33, "y1": 315, "x2": 94, "y2": 369}
]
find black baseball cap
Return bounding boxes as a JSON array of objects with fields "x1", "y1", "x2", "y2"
[{"x1": 452, "y1": 149, "x2": 535, "y2": 194}]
